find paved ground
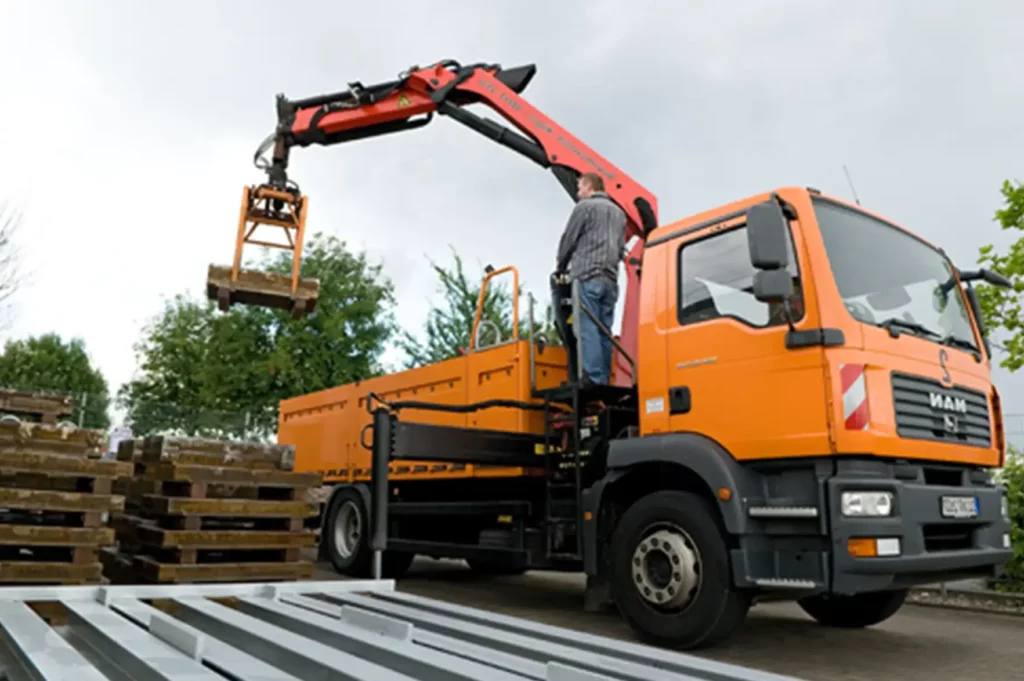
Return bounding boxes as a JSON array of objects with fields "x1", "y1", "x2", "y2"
[{"x1": 316, "y1": 558, "x2": 1023, "y2": 681}]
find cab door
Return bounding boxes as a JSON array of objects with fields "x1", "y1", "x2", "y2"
[{"x1": 662, "y1": 213, "x2": 831, "y2": 461}]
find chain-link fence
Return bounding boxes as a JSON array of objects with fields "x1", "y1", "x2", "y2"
[
  {"x1": 2, "y1": 381, "x2": 1021, "y2": 455},
  {"x1": 1005, "y1": 412, "x2": 1024, "y2": 452},
  {"x1": 113, "y1": 399, "x2": 276, "y2": 443},
  {"x1": 0, "y1": 386, "x2": 275, "y2": 454}
]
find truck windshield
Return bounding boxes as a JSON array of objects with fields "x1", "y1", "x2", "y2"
[{"x1": 813, "y1": 198, "x2": 978, "y2": 352}]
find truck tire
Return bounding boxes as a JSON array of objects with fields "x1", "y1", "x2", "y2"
[
  {"x1": 797, "y1": 589, "x2": 908, "y2": 628},
  {"x1": 609, "y1": 490, "x2": 749, "y2": 650},
  {"x1": 322, "y1": 486, "x2": 414, "y2": 579}
]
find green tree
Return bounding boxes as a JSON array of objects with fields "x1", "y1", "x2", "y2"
[
  {"x1": 118, "y1": 232, "x2": 398, "y2": 438},
  {"x1": 994, "y1": 445, "x2": 1023, "y2": 592},
  {"x1": 0, "y1": 333, "x2": 111, "y2": 428},
  {"x1": 977, "y1": 179, "x2": 1024, "y2": 371},
  {"x1": 397, "y1": 248, "x2": 561, "y2": 369}
]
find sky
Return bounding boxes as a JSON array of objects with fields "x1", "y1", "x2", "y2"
[{"x1": 0, "y1": 0, "x2": 1021, "y2": 439}]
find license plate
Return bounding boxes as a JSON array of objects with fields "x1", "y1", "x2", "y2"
[{"x1": 941, "y1": 495, "x2": 979, "y2": 519}]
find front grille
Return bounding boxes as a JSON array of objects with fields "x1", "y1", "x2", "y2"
[{"x1": 891, "y1": 373, "x2": 991, "y2": 448}]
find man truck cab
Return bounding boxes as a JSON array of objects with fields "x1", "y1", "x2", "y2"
[{"x1": 595, "y1": 187, "x2": 1011, "y2": 645}]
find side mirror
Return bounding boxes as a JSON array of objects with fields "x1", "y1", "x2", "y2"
[
  {"x1": 979, "y1": 268, "x2": 1012, "y2": 289},
  {"x1": 746, "y1": 200, "x2": 790, "y2": 270},
  {"x1": 958, "y1": 268, "x2": 1013, "y2": 289},
  {"x1": 753, "y1": 269, "x2": 793, "y2": 303}
]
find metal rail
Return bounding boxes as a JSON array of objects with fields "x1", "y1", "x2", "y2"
[{"x1": 0, "y1": 579, "x2": 804, "y2": 681}]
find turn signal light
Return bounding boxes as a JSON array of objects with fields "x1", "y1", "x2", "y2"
[{"x1": 848, "y1": 537, "x2": 901, "y2": 558}]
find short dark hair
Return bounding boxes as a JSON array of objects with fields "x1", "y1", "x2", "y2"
[{"x1": 580, "y1": 172, "x2": 604, "y2": 192}]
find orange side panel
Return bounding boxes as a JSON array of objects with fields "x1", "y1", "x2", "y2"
[{"x1": 278, "y1": 340, "x2": 569, "y2": 484}]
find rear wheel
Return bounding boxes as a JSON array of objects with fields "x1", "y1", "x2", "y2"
[
  {"x1": 322, "y1": 486, "x2": 414, "y2": 578},
  {"x1": 798, "y1": 589, "x2": 908, "y2": 628},
  {"x1": 609, "y1": 490, "x2": 749, "y2": 650}
]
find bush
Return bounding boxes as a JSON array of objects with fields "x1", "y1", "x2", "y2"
[{"x1": 994, "y1": 445, "x2": 1024, "y2": 592}]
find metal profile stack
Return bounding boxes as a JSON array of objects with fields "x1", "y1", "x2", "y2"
[
  {"x1": 0, "y1": 421, "x2": 129, "y2": 587},
  {"x1": 0, "y1": 579, "x2": 804, "y2": 680},
  {"x1": 103, "y1": 435, "x2": 321, "y2": 584}
]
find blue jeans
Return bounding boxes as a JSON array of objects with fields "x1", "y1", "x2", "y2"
[{"x1": 577, "y1": 276, "x2": 618, "y2": 384}]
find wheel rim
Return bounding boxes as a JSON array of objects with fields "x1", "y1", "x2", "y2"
[
  {"x1": 631, "y1": 523, "x2": 701, "y2": 611},
  {"x1": 333, "y1": 500, "x2": 361, "y2": 559}
]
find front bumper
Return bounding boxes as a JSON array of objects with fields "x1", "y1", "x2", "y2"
[{"x1": 827, "y1": 470, "x2": 1012, "y2": 594}]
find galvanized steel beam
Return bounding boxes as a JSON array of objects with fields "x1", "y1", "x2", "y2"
[{"x1": 0, "y1": 580, "x2": 805, "y2": 681}]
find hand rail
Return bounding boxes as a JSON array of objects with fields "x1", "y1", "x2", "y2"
[{"x1": 469, "y1": 265, "x2": 520, "y2": 351}]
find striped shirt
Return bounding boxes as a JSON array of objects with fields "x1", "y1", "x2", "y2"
[{"x1": 555, "y1": 191, "x2": 627, "y2": 283}]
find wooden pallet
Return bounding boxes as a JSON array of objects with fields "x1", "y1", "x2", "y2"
[
  {"x1": 139, "y1": 435, "x2": 295, "y2": 471},
  {"x1": 0, "y1": 388, "x2": 73, "y2": 425},
  {"x1": 106, "y1": 436, "x2": 320, "y2": 584},
  {"x1": 0, "y1": 422, "x2": 104, "y2": 458},
  {"x1": 0, "y1": 444, "x2": 130, "y2": 585}
]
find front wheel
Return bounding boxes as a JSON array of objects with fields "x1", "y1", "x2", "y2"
[
  {"x1": 321, "y1": 486, "x2": 414, "y2": 579},
  {"x1": 609, "y1": 490, "x2": 749, "y2": 650},
  {"x1": 798, "y1": 589, "x2": 908, "y2": 628}
]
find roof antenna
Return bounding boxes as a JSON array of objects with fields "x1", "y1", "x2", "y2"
[{"x1": 842, "y1": 164, "x2": 861, "y2": 205}]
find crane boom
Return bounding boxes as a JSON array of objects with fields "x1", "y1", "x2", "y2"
[
  {"x1": 263, "y1": 60, "x2": 658, "y2": 240},
  {"x1": 210, "y1": 59, "x2": 659, "y2": 385}
]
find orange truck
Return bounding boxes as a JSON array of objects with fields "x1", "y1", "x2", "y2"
[{"x1": 222, "y1": 60, "x2": 1014, "y2": 649}]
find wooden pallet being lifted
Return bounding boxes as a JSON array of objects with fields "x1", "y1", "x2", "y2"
[
  {"x1": 105, "y1": 435, "x2": 322, "y2": 584},
  {"x1": 0, "y1": 421, "x2": 129, "y2": 587}
]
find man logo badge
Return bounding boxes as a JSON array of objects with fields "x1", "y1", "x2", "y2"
[
  {"x1": 929, "y1": 391, "x2": 967, "y2": 435},
  {"x1": 929, "y1": 392, "x2": 968, "y2": 414}
]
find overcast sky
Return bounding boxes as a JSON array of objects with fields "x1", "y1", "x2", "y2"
[{"x1": 0, "y1": 1, "x2": 1021, "y2": 437}]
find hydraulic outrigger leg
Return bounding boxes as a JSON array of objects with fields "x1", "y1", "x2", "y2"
[{"x1": 206, "y1": 184, "x2": 320, "y2": 319}]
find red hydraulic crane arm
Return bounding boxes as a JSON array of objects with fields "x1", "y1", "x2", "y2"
[
  {"x1": 255, "y1": 60, "x2": 658, "y2": 385},
  {"x1": 259, "y1": 60, "x2": 659, "y2": 240}
]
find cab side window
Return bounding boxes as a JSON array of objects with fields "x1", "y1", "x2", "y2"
[{"x1": 677, "y1": 225, "x2": 804, "y2": 328}]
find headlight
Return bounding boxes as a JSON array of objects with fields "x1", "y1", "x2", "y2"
[
  {"x1": 1002, "y1": 495, "x2": 1010, "y2": 521},
  {"x1": 842, "y1": 491, "x2": 894, "y2": 517}
]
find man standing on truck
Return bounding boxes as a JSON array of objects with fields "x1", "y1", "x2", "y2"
[{"x1": 555, "y1": 172, "x2": 627, "y2": 385}]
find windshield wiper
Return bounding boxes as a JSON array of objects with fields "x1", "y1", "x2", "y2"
[
  {"x1": 877, "y1": 317, "x2": 941, "y2": 340},
  {"x1": 940, "y1": 334, "x2": 979, "y2": 354}
]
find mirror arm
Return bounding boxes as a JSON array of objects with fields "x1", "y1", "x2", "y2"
[
  {"x1": 769, "y1": 191, "x2": 798, "y2": 220},
  {"x1": 770, "y1": 294, "x2": 796, "y2": 333}
]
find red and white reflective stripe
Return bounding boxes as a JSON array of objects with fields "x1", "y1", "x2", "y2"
[{"x1": 840, "y1": 363, "x2": 869, "y2": 430}]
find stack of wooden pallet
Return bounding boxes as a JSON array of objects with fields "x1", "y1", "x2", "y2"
[
  {"x1": 103, "y1": 435, "x2": 321, "y2": 584},
  {"x1": 0, "y1": 421, "x2": 129, "y2": 585}
]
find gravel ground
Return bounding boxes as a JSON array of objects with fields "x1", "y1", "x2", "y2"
[{"x1": 316, "y1": 558, "x2": 1024, "y2": 681}]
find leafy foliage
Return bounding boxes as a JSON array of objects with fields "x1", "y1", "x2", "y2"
[
  {"x1": 994, "y1": 446, "x2": 1024, "y2": 592},
  {"x1": 396, "y1": 248, "x2": 561, "y2": 369},
  {"x1": 117, "y1": 233, "x2": 397, "y2": 439},
  {"x1": 976, "y1": 179, "x2": 1024, "y2": 371},
  {"x1": 0, "y1": 333, "x2": 111, "y2": 428}
]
